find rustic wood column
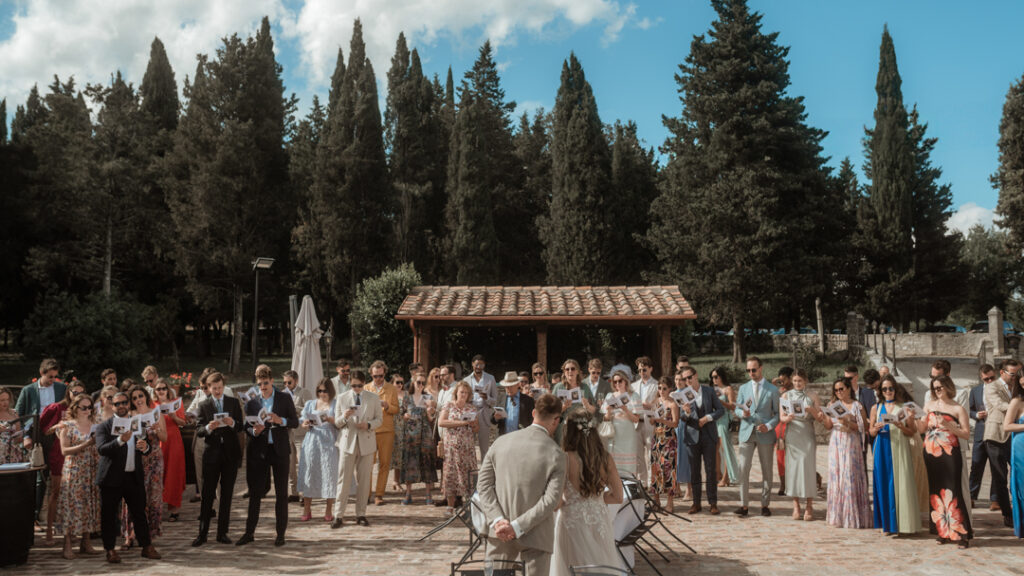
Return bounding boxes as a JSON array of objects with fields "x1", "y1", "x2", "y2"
[
  {"x1": 658, "y1": 325, "x2": 672, "y2": 378},
  {"x1": 536, "y1": 325, "x2": 548, "y2": 370},
  {"x1": 415, "y1": 323, "x2": 431, "y2": 366},
  {"x1": 410, "y1": 320, "x2": 421, "y2": 364}
]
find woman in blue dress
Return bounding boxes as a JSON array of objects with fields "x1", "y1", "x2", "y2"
[
  {"x1": 868, "y1": 376, "x2": 920, "y2": 535},
  {"x1": 298, "y1": 378, "x2": 339, "y2": 522},
  {"x1": 1002, "y1": 370, "x2": 1024, "y2": 538}
]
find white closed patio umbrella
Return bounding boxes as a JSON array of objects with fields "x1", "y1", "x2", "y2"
[{"x1": 291, "y1": 295, "x2": 324, "y2": 393}]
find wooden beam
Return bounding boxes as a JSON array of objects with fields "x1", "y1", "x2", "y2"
[
  {"x1": 411, "y1": 320, "x2": 421, "y2": 364},
  {"x1": 536, "y1": 325, "x2": 548, "y2": 371},
  {"x1": 659, "y1": 325, "x2": 672, "y2": 379}
]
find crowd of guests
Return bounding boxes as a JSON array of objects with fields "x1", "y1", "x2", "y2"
[{"x1": 4, "y1": 352, "x2": 1024, "y2": 565}]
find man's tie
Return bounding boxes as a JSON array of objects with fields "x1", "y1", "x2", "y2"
[
  {"x1": 355, "y1": 393, "x2": 361, "y2": 406},
  {"x1": 125, "y1": 436, "x2": 136, "y2": 472},
  {"x1": 215, "y1": 397, "x2": 223, "y2": 413}
]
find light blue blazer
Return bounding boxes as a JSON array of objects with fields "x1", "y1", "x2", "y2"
[{"x1": 733, "y1": 378, "x2": 779, "y2": 444}]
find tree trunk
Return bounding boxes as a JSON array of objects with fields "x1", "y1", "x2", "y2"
[
  {"x1": 103, "y1": 213, "x2": 113, "y2": 296},
  {"x1": 230, "y1": 286, "x2": 244, "y2": 374},
  {"x1": 732, "y1": 316, "x2": 746, "y2": 363}
]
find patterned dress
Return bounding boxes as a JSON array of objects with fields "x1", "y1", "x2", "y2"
[
  {"x1": 391, "y1": 392, "x2": 406, "y2": 474},
  {"x1": 826, "y1": 402, "x2": 871, "y2": 528},
  {"x1": 441, "y1": 403, "x2": 477, "y2": 498},
  {"x1": 298, "y1": 399, "x2": 339, "y2": 499},
  {"x1": 122, "y1": 427, "x2": 164, "y2": 541},
  {"x1": 58, "y1": 425, "x2": 101, "y2": 536},
  {"x1": 650, "y1": 415, "x2": 677, "y2": 495},
  {"x1": 924, "y1": 411, "x2": 973, "y2": 543},
  {"x1": 397, "y1": 395, "x2": 437, "y2": 485},
  {"x1": 0, "y1": 417, "x2": 27, "y2": 464}
]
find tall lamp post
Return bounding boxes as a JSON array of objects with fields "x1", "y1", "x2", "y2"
[
  {"x1": 251, "y1": 257, "x2": 275, "y2": 381},
  {"x1": 323, "y1": 325, "x2": 333, "y2": 376}
]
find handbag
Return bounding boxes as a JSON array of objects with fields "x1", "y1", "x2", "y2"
[
  {"x1": 30, "y1": 443, "x2": 45, "y2": 468},
  {"x1": 598, "y1": 420, "x2": 615, "y2": 440}
]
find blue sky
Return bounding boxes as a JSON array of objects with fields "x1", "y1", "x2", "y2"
[{"x1": 1, "y1": 0, "x2": 1020, "y2": 230}]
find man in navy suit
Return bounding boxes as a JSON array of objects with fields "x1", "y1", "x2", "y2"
[
  {"x1": 679, "y1": 367, "x2": 724, "y2": 515},
  {"x1": 192, "y1": 371, "x2": 243, "y2": 547},
  {"x1": 968, "y1": 365, "x2": 997, "y2": 507},
  {"x1": 733, "y1": 356, "x2": 779, "y2": 517},
  {"x1": 237, "y1": 365, "x2": 298, "y2": 547}
]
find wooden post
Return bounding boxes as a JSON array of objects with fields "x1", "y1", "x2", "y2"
[
  {"x1": 658, "y1": 325, "x2": 672, "y2": 378},
  {"x1": 537, "y1": 325, "x2": 548, "y2": 371},
  {"x1": 418, "y1": 325, "x2": 432, "y2": 368},
  {"x1": 411, "y1": 321, "x2": 421, "y2": 364}
]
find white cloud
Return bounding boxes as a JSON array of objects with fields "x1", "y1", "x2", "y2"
[
  {"x1": 636, "y1": 16, "x2": 663, "y2": 30},
  {"x1": 0, "y1": 0, "x2": 284, "y2": 110},
  {"x1": 947, "y1": 202, "x2": 996, "y2": 234},
  {"x1": 280, "y1": 0, "x2": 635, "y2": 92}
]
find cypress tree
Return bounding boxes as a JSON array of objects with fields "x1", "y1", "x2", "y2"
[
  {"x1": 540, "y1": 53, "x2": 612, "y2": 284},
  {"x1": 10, "y1": 85, "x2": 46, "y2": 144},
  {"x1": 608, "y1": 120, "x2": 657, "y2": 281},
  {"x1": 993, "y1": 74, "x2": 1024, "y2": 258},
  {"x1": 327, "y1": 47, "x2": 346, "y2": 115},
  {"x1": 0, "y1": 99, "x2": 6, "y2": 143},
  {"x1": 140, "y1": 37, "x2": 179, "y2": 132}
]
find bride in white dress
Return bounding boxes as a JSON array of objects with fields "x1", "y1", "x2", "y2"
[{"x1": 551, "y1": 407, "x2": 626, "y2": 575}]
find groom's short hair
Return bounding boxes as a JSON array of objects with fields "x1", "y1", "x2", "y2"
[{"x1": 534, "y1": 394, "x2": 562, "y2": 420}]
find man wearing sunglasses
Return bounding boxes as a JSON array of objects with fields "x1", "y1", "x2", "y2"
[
  {"x1": 969, "y1": 364, "x2": 998, "y2": 509},
  {"x1": 332, "y1": 370, "x2": 383, "y2": 528},
  {"x1": 94, "y1": 391, "x2": 161, "y2": 563},
  {"x1": 983, "y1": 359, "x2": 1018, "y2": 527},
  {"x1": 733, "y1": 356, "x2": 779, "y2": 517},
  {"x1": 462, "y1": 354, "x2": 497, "y2": 460}
]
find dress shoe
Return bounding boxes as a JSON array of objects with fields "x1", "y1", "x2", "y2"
[
  {"x1": 687, "y1": 505, "x2": 702, "y2": 514},
  {"x1": 216, "y1": 534, "x2": 233, "y2": 545},
  {"x1": 777, "y1": 487, "x2": 786, "y2": 496},
  {"x1": 1004, "y1": 516, "x2": 1014, "y2": 527},
  {"x1": 734, "y1": 507, "x2": 748, "y2": 517},
  {"x1": 433, "y1": 498, "x2": 448, "y2": 507},
  {"x1": 709, "y1": 505, "x2": 720, "y2": 515},
  {"x1": 235, "y1": 533, "x2": 255, "y2": 546},
  {"x1": 191, "y1": 535, "x2": 207, "y2": 547},
  {"x1": 106, "y1": 550, "x2": 121, "y2": 564},
  {"x1": 990, "y1": 502, "x2": 1001, "y2": 511},
  {"x1": 190, "y1": 495, "x2": 202, "y2": 503},
  {"x1": 140, "y1": 545, "x2": 161, "y2": 560},
  {"x1": 356, "y1": 516, "x2": 370, "y2": 526},
  {"x1": 761, "y1": 506, "x2": 772, "y2": 517},
  {"x1": 288, "y1": 495, "x2": 301, "y2": 503},
  {"x1": 274, "y1": 535, "x2": 286, "y2": 547},
  {"x1": 331, "y1": 518, "x2": 344, "y2": 529},
  {"x1": 242, "y1": 491, "x2": 249, "y2": 499}
]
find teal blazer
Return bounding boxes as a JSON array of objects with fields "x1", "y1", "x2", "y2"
[{"x1": 733, "y1": 379, "x2": 779, "y2": 444}]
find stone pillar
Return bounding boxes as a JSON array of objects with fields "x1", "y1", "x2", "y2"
[{"x1": 989, "y1": 306, "x2": 1005, "y2": 356}]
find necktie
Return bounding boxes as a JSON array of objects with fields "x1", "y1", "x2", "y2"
[
  {"x1": 125, "y1": 436, "x2": 136, "y2": 472},
  {"x1": 216, "y1": 398, "x2": 223, "y2": 413},
  {"x1": 752, "y1": 383, "x2": 758, "y2": 405},
  {"x1": 355, "y1": 394, "x2": 361, "y2": 406}
]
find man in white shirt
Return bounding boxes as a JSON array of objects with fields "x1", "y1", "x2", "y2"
[
  {"x1": 330, "y1": 359, "x2": 352, "y2": 395},
  {"x1": 631, "y1": 356, "x2": 658, "y2": 485},
  {"x1": 584, "y1": 358, "x2": 612, "y2": 406},
  {"x1": 463, "y1": 355, "x2": 497, "y2": 460}
]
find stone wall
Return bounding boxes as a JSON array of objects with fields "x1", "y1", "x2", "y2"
[
  {"x1": 887, "y1": 333, "x2": 989, "y2": 358},
  {"x1": 771, "y1": 334, "x2": 848, "y2": 351}
]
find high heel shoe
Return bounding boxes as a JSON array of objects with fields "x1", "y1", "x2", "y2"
[
  {"x1": 792, "y1": 509, "x2": 802, "y2": 520},
  {"x1": 300, "y1": 513, "x2": 312, "y2": 522}
]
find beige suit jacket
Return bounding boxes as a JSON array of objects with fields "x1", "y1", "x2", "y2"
[
  {"x1": 477, "y1": 425, "x2": 566, "y2": 553},
  {"x1": 983, "y1": 378, "x2": 1012, "y2": 444},
  {"x1": 334, "y1": 389, "x2": 383, "y2": 455}
]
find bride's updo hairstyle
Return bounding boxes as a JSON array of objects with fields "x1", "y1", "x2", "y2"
[{"x1": 561, "y1": 405, "x2": 611, "y2": 498}]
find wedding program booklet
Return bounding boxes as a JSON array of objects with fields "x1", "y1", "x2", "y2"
[
  {"x1": 111, "y1": 416, "x2": 132, "y2": 435},
  {"x1": 780, "y1": 397, "x2": 793, "y2": 415},
  {"x1": 213, "y1": 412, "x2": 231, "y2": 426},
  {"x1": 158, "y1": 398, "x2": 182, "y2": 414},
  {"x1": 668, "y1": 389, "x2": 690, "y2": 408},
  {"x1": 903, "y1": 401, "x2": 926, "y2": 418},
  {"x1": 792, "y1": 402, "x2": 805, "y2": 416},
  {"x1": 605, "y1": 393, "x2": 627, "y2": 409},
  {"x1": 828, "y1": 401, "x2": 849, "y2": 418},
  {"x1": 879, "y1": 411, "x2": 898, "y2": 425},
  {"x1": 461, "y1": 410, "x2": 477, "y2": 421},
  {"x1": 137, "y1": 410, "x2": 158, "y2": 431}
]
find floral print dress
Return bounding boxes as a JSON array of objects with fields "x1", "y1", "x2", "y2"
[
  {"x1": 58, "y1": 425, "x2": 101, "y2": 536},
  {"x1": 441, "y1": 403, "x2": 477, "y2": 498},
  {"x1": 397, "y1": 395, "x2": 437, "y2": 485},
  {"x1": 650, "y1": 415, "x2": 677, "y2": 495},
  {"x1": 0, "y1": 418, "x2": 27, "y2": 464},
  {"x1": 826, "y1": 402, "x2": 871, "y2": 528},
  {"x1": 923, "y1": 411, "x2": 973, "y2": 543},
  {"x1": 122, "y1": 428, "x2": 164, "y2": 542}
]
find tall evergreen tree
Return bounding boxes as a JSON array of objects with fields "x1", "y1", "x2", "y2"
[
  {"x1": 647, "y1": 0, "x2": 831, "y2": 361},
  {"x1": 608, "y1": 120, "x2": 658, "y2": 281},
  {"x1": 512, "y1": 109, "x2": 551, "y2": 283},
  {"x1": 444, "y1": 41, "x2": 521, "y2": 284},
  {"x1": 540, "y1": 53, "x2": 612, "y2": 284},
  {"x1": 140, "y1": 37, "x2": 179, "y2": 132},
  {"x1": 993, "y1": 73, "x2": 1024, "y2": 261},
  {"x1": 0, "y1": 99, "x2": 6, "y2": 143},
  {"x1": 327, "y1": 47, "x2": 346, "y2": 115},
  {"x1": 859, "y1": 25, "x2": 915, "y2": 328},
  {"x1": 10, "y1": 85, "x2": 46, "y2": 145}
]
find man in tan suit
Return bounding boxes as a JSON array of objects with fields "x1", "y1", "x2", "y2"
[
  {"x1": 478, "y1": 394, "x2": 566, "y2": 576},
  {"x1": 331, "y1": 371, "x2": 382, "y2": 528},
  {"x1": 984, "y1": 359, "x2": 1017, "y2": 527}
]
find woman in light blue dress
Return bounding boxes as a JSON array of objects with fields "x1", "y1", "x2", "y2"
[
  {"x1": 711, "y1": 367, "x2": 738, "y2": 486},
  {"x1": 1002, "y1": 371, "x2": 1024, "y2": 538},
  {"x1": 299, "y1": 378, "x2": 339, "y2": 522}
]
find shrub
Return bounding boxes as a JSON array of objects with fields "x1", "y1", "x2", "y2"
[
  {"x1": 22, "y1": 290, "x2": 153, "y2": 389},
  {"x1": 349, "y1": 263, "x2": 422, "y2": 371}
]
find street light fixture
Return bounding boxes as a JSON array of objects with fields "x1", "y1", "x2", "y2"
[
  {"x1": 252, "y1": 257, "x2": 275, "y2": 380},
  {"x1": 323, "y1": 325, "x2": 333, "y2": 375}
]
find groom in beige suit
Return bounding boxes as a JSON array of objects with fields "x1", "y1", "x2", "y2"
[
  {"x1": 478, "y1": 394, "x2": 566, "y2": 575},
  {"x1": 331, "y1": 370, "x2": 383, "y2": 528},
  {"x1": 984, "y1": 359, "x2": 1017, "y2": 527}
]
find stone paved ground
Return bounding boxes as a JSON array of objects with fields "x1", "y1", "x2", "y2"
[{"x1": 10, "y1": 445, "x2": 1020, "y2": 576}]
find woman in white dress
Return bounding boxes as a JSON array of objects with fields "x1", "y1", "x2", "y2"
[{"x1": 552, "y1": 407, "x2": 626, "y2": 576}]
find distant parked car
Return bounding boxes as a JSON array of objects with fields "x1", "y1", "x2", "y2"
[
  {"x1": 968, "y1": 320, "x2": 1018, "y2": 335},
  {"x1": 798, "y1": 327, "x2": 817, "y2": 334},
  {"x1": 919, "y1": 324, "x2": 966, "y2": 334}
]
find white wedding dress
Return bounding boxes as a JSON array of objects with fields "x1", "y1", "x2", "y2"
[{"x1": 551, "y1": 454, "x2": 625, "y2": 576}]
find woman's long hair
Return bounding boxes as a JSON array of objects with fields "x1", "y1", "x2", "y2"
[
  {"x1": 879, "y1": 374, "x2": 913, "y2": 403},
  {"x1": 561, "y1": 406, "x2": 611, "y2": 498}
]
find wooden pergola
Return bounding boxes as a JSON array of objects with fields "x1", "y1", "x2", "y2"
[{"x1": 395, "y1": 285, "x2": 697, "y2": 377}]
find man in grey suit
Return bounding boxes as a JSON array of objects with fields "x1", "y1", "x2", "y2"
[
  {"x1": 733, "y1": 356, "x2": 779, "y2": 517},
  {"x1": 463, "y1": 355, "x2": 497, "y2": 459},
  {"x1": 331, "y1": 370, "x2": 383, "y2": 528},
  {"x1": 968, "y1": 366, "x2": 996, "y2": 507},
  {"x1": 984, "y1": 359, "x2": 1017, "y2": 527},
  {"x1": 478, "y1": 394, "x2": 566, "y2": 576},
  {"x1": 584, "y1": 358, "x2": 613, "y2": 407}
]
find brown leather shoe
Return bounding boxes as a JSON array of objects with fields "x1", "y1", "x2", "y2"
[
  {"x1": 709, "y1": 505, "x2": 720, "y2": 515},
  {"x1": 990, "y1": 502, "x2": 1001, "y2": 511},
  {"x1": 106, "y1": 549, "x2": 121, "y2": 564},
  {"x1": 687, "y1": 505, "x2": 702, "y2": 514},
  {"x1": 140, "y1": 545, "x2": 162, "y2": 560}
]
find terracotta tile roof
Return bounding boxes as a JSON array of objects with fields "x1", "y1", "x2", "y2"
[{"x1": 395, "y1": 286, "x2": 696, "y2": 320}]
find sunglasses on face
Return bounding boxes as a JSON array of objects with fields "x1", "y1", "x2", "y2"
[
  {"x1": 114, "y1": 400, "x2": 129, "y2": 406},
  {"x1": 881, "y1": 387, "x2": 894, "y2": 392},
  {"x1": 316, "y1": 389, "x2": 327, "y2": 394},
  {"x1": 1003, "y1": 369, "x2": 1020, "y2": 378},
  {"x1": 155, "y1": 387, "x2": 168, "y2": 392},
  {"x1": 564, "y1": 367, "x2": 577, "y2": 372},
  {"x1": 351, "y1": 384, "x2": 364, "y2": 389},
  {"x1": 533, "y1": 371, "x2": 544, "y2": 376},
  {"x1": 80, "y1": 405, "x2": 93, "y2": 411},
  {"x1": 746, "y1": 368, "x2": 758, "y2": 373},
  {"x1": 931, "y1": 386, "x2": 944, "y2": 392},
  {"x1": 712, "y1": 374, "x2": 722, "y2": 379},
  {"x1": 394, "y1": 381, "x2": 405, "y2": 386},
  {"x1": 834, "y1": 386, "x2": 847, "y2": 392},
  {"x1": 680, "y1": 376, "x2": 693, "y2": 381},
  {"x1": 982, "y1": 375, "x2": 996, "y2": 383},
  {"x1": 132, "y1": 395, "x2": 145, "y2": 401}
]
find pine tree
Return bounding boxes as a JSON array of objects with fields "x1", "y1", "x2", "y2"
[
  {"x1": 140, "y1": 37, "x2": 179, "y2": 132},
  {"x1": 647, "y1": 0, "x2": 831, "y2": 361},
  {"x1": 10, "y1": 85, "x2": 46, "y2": 144},
  {"x1": 444, "y1": 41, "x2": 521, "y2": 284},
  {"x1": 540, "y1": 53, "x2": 612, "y2": 284},
  {"x1": 993, "y1": 74, "x2": 1024, "y2": 259},
  {"x1": 860, "y1": 25, "x2": 915, "y2": 328}
]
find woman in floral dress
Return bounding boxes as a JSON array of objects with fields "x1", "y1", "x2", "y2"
[
  {"x1": 0, "y1": 387, "x2": 27, "y2": 464},
  {"x1": 650, "y1": 377, "x2": 679, "y2": 512},
  {"x1": 819, "y1": 377, "x2": 871, "y2": 529},
  {"x1": 397, "y1": 372, "x2": 437, "y2": 504},
  {"x1": 919, "y1": 375, "x2": 973, "y2": 548},
  {"x1": 439, "y1": 382, "x2": 479, "y2": 516},
  {"x1": 57, "y1": 394, "x2": 100, "y2": 559},
  {"x1": 121, "y1": 385, "x2": 166, "y2": 548}
]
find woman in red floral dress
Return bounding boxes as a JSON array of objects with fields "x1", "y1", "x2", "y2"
[{"x1": 919, "y1": 375, "x2": 973, "y2": 548}]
